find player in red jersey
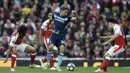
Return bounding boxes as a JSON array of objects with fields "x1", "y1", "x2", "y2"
[
  {"x1": 4, "y1": 19, "x2": 40, "y2": 72},
  {"x1": 39, "y1": 19, "x2": 58, "y2": 70},
  {"x1": 94, "y1": 17, "x2": 126, "y2": 72}
]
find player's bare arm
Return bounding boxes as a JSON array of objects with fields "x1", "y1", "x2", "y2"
[
  {"x1": 102, "y1": 34, "x2": 118, "y2": 45},
  {"x1": 38, "y1": 19, "x2": 52, "y2": 44},
  {"x1": 4, "y1": 46, "x2": 13, "y2": 63},
  {"x1": 38, "y1": 28, "x2": 47, "y2": 45},
  {"x1": 100, "y1": 36, "x2": 113, "y2": 39},
  {"x1": 71, "y1": 10, "x2": 80, "y2": 20}
]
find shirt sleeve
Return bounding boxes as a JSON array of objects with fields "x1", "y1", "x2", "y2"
[
  {"x1": 41, "y1": 19, "x2": 49, "y2": 30},
  {"x1": 114, "y1": 25, "x2": 122, "y2": 36},
  {"x1": 9, "y1": 36, "x2": 17, "y2": 47}
]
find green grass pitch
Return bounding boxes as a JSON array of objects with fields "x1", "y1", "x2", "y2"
[{"x1": 0, "y1": 67, "x2": 130, "y2": 73}]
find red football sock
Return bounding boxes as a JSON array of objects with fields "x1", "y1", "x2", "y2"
[
  {"x1": 100, "y1": 59, "x2": 110, "y2": 70},
  {"x1": 42, "y1": 57, "x2": 47, "y2": 62},
  {"x1": 30, "y1": 53, "x2": 36, "y2": 65},
  {"x1": 11, "y1": 54, "x2": 17, "y2": 68},
  {"x1": 104, "y1": 66, "x2": 108, "y2": 71},
  {"x1": 50, "y1": 57, "x2": 54, "y2": 68}
]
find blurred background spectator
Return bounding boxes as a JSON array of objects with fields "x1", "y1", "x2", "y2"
[{"x1": 0, "y1": 0, "x2": 130, "y2": 59}]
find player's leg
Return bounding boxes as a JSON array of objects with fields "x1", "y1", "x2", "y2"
[
  {"x1": 94, "y1": 46, "x2": 113, "y2": 72},
  {"x1": 56, "y1": 36, "x2": 65, "y2": 71},
  {"x1": 49, "y1": 57, "x2": 55, "y2": 70},
  {"x1": 40, "y1": 37, "x2": 55, "y2": 70},
  {"x1": 94, "y1": 53, "x2": 110, "y2": 72},
  {"x1": 25, "y1": 45, "x2": 36, "y2": 66},
  {"x1": 42, "y1": 57, "x2": 47, "y2": 63},
  {"x1": 45, "y1": 43, "x2": 54, "y2": 68},
  {"x1": 49, "y1": 47, "x2": 59, "y2": 70},
  {"x1": 39, "y1": 56, "x2": 46, "y2": 69},
  {"x1": 100, "y1": 45, "x2": 125, "y2": 71},
  {"x1": 40, "y1": 46, "x2": 56, "y2": 70},
  {"x1": 17, "y1": 43, "x2": 40, "y2": 68},
  {"x1": 49, "y1": 46, "x2": 58, "y2": 70},
  {"x1": 43, "y1": 36, "x2": 49, "y2": 64},
  {"x1": 40, "y1": 56, "x2": 55, "y2": 70},
  {"x1": 10, "y1": 47, "x2": 17, "y2": 71},
  {"x1": 39, "y1": 37, "x2": 48, "y2": 69},
  {"x1": 100, "y1": 53, "x2": 110, "y2": 71},
  {"x1": 45, "y1": 34, "x2": 57, "y2": 69},
  {"x1": 56, "y1": 44, "x2": 65, "y2": 71},
  {"x1": 95, "y1": 45, "x2": 125, "y2": 72},
  {"x1": 95, "y1": 46, "x2": 115, "y2": 72},
  {"x1": 24, "y1": 44, "x2": 41, "y2": 68}
]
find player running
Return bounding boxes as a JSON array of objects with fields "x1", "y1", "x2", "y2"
[
  {"x1": 45, "y1": 6, "x2": 79, "y2": 71},
  {"x1": 4, "y1": 19, "x2": 40, "y2": 72},
  {"x1": 39, "y1": 18, "x2": 58, "y2": 70},
  {"x1": 94, "y1": 17, "x2": 126, "y2": 72}
]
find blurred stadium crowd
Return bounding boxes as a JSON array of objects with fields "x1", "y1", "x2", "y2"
[{"x1": 0, "y1": 0, "x2": 130, "y2": 59}]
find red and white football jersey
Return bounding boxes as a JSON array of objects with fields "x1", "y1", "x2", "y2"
[
  {"x1": 113, "y1": 24, "x2": 126, "y2": 48},
  {"x1": 41, "y1": 19, "x2": 53, "y2": 48},
  {"x1": 41, "y1": 19, "x2": 53, "y2": 38},
  {"x1": 8, "y1": 31, "x2": 25, "y2": 47}
]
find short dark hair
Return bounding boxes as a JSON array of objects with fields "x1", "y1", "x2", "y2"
[
  {"x1": 17, "y1": 25, "x2": 28, "y2": 35},
  {"x1": 106, "y1": 17, "x2": 118, "y2": 24},
  {"x1": 60, "y1": 6, "x2": 70, "y2": 12}
]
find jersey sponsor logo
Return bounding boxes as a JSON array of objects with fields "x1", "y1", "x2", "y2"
[{"x1": 54, "y1": 14, "x2": 68, "y2": 23}]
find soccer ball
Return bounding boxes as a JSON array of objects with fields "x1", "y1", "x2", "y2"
[{"x1": 67, "y1": 63, "x2": 75, "y2": 71}]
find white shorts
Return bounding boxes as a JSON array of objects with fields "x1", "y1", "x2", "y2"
[
  {"x1": 16, "y1": 43, "x2": 29, "y2": 53},
  {"x1": 105, "y1": 45, "x2": 125, "y2": 57}
]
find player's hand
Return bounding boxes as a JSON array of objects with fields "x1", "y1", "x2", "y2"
[{"x1": 3, "y1": 58, "x2": 8, "y2": 63}]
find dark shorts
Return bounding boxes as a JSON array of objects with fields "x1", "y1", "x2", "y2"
[{"x1": 49, "y1": 33, "x2": 65, "y2": 48}]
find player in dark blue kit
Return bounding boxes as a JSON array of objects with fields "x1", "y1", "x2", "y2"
[{"x1": 45, "y1": 6, "x2": 79, "y2": 71}]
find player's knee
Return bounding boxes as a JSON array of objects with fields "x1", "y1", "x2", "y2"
[
  {"x1": 12, "y1": 48, "x2": 17, "y2": 54},
  {"x1": 32, "y1": 48, "x2": 36, "y2": 53},
  {"x1": 59, "y1": 45, "x2": 65, "y2": 53},
  {"x1": 104, "y1": 53, "x2": 111, "y2": 60},
  {"x1": 26, "y1": 46, "x2": 36, "y2": 53},
  {"x1": 12, "y1": 51, "x2": 17, "y2": 54},
  {"x1": 48, "y1": 44, "x2": 54, "y2": 51},
  {"x1": 30, "y1": 48, "x2": 36, "y2": 53}
]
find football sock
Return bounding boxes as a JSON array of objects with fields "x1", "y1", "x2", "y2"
[
  {"x1": 11, "y1": 54, "x2": 17, "y2": 68},
  {"x1": 104, "y1": 66, "x2": 108, "y2": 71},
  {"x1": 50, "y1": 57, "x2": 54, "y2": 68},
  {"x1": 42, "y1": 57, "x2": 47, "y2": 63},
  {"x1": 47, "y1": 52, "x2": 52, "y2": 64},
  {"x1": 100, "y1": 59, "x2": 110, "y2": 70},
  {"x1": 42, "y1": 57, "x2": 47, "y2": 62},
  {"x1": 30, "y1": 53, "x2": 36, "y2": 65},
  {"x1": 57, "y1": 53, "x2": 63, "y2": 68}
]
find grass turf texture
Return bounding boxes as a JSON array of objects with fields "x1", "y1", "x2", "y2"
[{"x1": 0, "y1": 67, "x2": 130, "y2": 73}]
